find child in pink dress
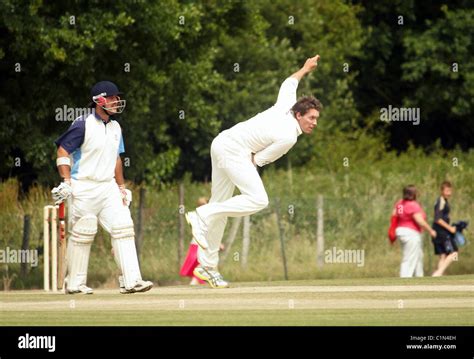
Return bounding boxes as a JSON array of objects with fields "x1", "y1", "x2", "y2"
[{"x1": 180, "y1": 197, "x2": 209, "y2": 285}]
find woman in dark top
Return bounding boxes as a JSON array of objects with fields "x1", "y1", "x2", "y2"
[{"x1": 432, "y1": 181, "x2": 458, "y2": 277}]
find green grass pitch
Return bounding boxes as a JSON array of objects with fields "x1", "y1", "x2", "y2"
[{"x1": 1, "y1": 275, "x2": 473, "y2": 326}]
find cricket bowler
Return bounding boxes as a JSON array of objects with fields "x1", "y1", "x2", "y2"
[
  {"x1": 186, "y1": 55, "x2": 322, "y2": 288},
  {"x1": 52, "y1": 81, "x2": 153, "y2": 294}
]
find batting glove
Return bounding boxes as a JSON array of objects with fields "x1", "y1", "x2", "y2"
[{"x1": 51, "y1": 180, "x2": 72, "y2": 205}]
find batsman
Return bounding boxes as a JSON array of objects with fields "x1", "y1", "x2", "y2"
[
  {"x1": 52, "y1": 81, "x2": 153, "y2": 294},
  {"x1": 186, "y1": 55, "x2": 323, "y2": 288}
]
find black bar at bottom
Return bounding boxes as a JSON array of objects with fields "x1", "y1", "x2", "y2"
[{"x1": 0, "y1": 326, "x2": 472, "y2": 358}]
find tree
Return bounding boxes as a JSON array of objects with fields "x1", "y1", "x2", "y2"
[
  {"x1": 0, "y1": 0, "x2": 365, "y2": 187},
  {"x1": 351, "y1": 0, "x2": 474, "y2": 150},
  {"x1": 402, "y1": 5, "x2": 474, "y2": 149}
]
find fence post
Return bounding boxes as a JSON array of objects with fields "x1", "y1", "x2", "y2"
[
  {"x1": 135, "y1": 187, "x2": 146, "y2": 263},
  {"x1": 287, "y1": 156, "x2": 293, "y2": 195},
  {"x1": 316, "y1": 195, "x2": 324, "y2": 268},
  {"x1": 275, "y1": 198, "x2": 289, "y2": 280},
  {"x1": 241, "y1": 216, "x2": 251, "y2": 269},
  {"x1": 178, "y1": 182, "x2": 185, "y2": 268},
  {"x1": 20, "y1": 215, "x2": 31, "y2": 278}
]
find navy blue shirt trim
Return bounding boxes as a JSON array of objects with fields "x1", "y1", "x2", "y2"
[{"x1": 54, "y1": 117, "x2": 86, "y2": 154}]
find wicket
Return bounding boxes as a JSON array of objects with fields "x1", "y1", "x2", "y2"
[
  {"x1": 44, "y1": 203, "x2": 68, "y2": 293},
  {"x1": 43, "y1": 205, "x2": 58, "y2": 291}
]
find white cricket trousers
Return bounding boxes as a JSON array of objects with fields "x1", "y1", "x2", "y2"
[
  {"x1": 67, "y1": 179, "x2": 140, "y2": 289},
  {"x1": 71, "y1": 179, "x2": 132, "y2": 231},
  {"x1": 196, "y1": 133, "x2": 269, "y2": 268},
  {"x1": 396, "y1": 227, "x2": 424, "y2": 278}
]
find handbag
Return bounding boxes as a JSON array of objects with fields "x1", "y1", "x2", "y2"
[
  {"x1": 388, "y1": 215, "x2": 398, "y2": 243},
  {"x1": 453, "y1": 232, "x2": 466, "y2": 247}
]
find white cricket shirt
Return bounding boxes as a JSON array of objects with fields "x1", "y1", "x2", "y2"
[
  {"x1": 55, "y1": 112, "x2": 125, "y2": 182},
  {"x1": 221, "y1": 77, "x2": 303, "y2": 167}
]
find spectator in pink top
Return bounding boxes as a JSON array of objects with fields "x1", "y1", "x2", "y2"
[{"x1": 392, "y1": 185, "x2": 436, "y2": 278}]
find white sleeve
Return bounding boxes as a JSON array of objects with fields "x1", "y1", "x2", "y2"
[
  {"x1": 275, "y1": 77, "x2": 299, "y2": 112},
  {"x1": 254, "y1": 138, "x2": 296, "y2": 167}
]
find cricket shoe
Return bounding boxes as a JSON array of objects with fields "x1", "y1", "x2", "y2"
[
  {"x1": 119, "y1": 276, "x2": 153, "y2": 294},
  {"x1": 185, "y1": 211, "x2": 209, "y2": 249},
  {"x1": 193, "y1": 266, "x2": 229, "y2": 289},
  {"x1": 66, "y1": 284, "x2": 94, "y2": 295}
]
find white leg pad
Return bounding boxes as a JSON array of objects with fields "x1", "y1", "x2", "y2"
[
  {"x1": 66, "y1": 214, "x2": 97, "y2": 290},
  {"x1": 111, "y1": 222, "x2": 142, "y2": 290}
]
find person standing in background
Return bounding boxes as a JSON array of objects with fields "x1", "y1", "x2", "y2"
[
  {"x1": 432, "y1": 181, "x2": 458, "y2": 277},
  {"x1": 392, "y1": 185, "x2": 436, "y2": 278},
  {"x1": 180, "y1": 197, "x2": 208, "y2": 285}
]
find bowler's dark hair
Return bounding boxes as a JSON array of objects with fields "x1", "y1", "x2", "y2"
[
  {"x1": 291, "y1": 96, "x2": 323, "y2": 116},
  {"x1": 403, "y1": 185, "x2": 417, "y2": 201}
]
